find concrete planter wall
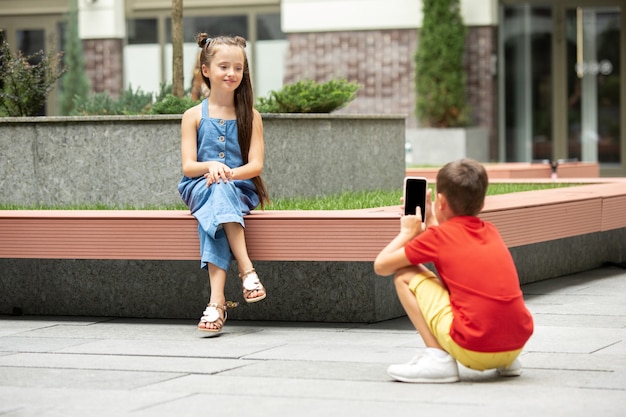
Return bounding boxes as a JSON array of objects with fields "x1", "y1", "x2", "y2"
[
  {"x1": 406, "y1": 127, "x2": 489, "y2": 165},
  {"x1": 0, "y1": 114, "x2": 405, "y2": 206}
]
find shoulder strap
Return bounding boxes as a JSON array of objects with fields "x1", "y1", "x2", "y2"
[{"x1": 202, "y1": 98, "x2": 209, "y2": 118}]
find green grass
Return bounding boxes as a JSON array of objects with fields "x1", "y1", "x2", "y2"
[
  {"x1": 0, "y1": 182, "x2": 583, "y2": 211},
  {"x1": 265, "y1": 182, "x2": 580, "y2": 210}
]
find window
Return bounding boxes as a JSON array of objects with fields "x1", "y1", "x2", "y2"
[
  {"x1": 166, "y1": 15, "x2": 248, "y2": 41},
  {"x1": 127, "y1": 19, "x2": 158, "y2": 44},
  {"x1": 257, "y1": 13, "x2": 285, "y2": 41}
]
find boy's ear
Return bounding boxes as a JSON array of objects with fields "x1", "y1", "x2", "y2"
[{"x1": 436, "y1": 193, "x2": 446, "y2": 211}]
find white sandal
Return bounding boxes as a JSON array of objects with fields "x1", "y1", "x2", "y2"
[
  {"x1": 239, "y1": 268, "x2": 267, "y2": 303},
  {"x1": 198, "y1": 301, "x2": 238, "y2": 334}
]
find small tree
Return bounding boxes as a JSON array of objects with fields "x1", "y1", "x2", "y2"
[
  {"x1": 0, "y1": 40, "x2": 67, "y2": 117},
  {"x1": 415, "y1": 0, "x2": 468, "y2": 127},
  {"x1": 59, "y1": 1, "x2": 91, "y2": 115},
  {"x1": 171, "y1": 0, "x2": 184, "y2": 98}
]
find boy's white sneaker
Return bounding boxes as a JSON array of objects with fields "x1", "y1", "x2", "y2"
[
  {"x1": 387, "y1": 350, "x2": 460, "y2": 383},
  {"x1": 497, "y1": 358, "x2": 523, "y2": 377}
]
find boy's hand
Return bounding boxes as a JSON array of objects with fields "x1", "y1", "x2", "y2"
[
  {"x1": 424, "y1": 188, "x2": 433, "y2": 220},
  {"x1": 423, "y1": 188, "x2": 438, "y2": 228},
  {"x1": 400, "y1": 212, "x2": 424, "y2": 238}
]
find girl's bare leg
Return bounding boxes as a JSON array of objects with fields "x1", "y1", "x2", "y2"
[
  {"x1": 223, "y1": 222, "x2": 265, "y2": 300},
  {"x1": 394, "y1": 265, "x2": 443, "y2": 349},
  {"x1": 199, "y1": 263, "x2": 227, "y2": 330}
]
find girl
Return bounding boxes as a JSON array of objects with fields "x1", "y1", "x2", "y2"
[{"x1": 178, "y1": 34, "x2": 270, "y2": 334}]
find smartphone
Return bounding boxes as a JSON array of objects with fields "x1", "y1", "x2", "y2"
[{"x1": 403, "y1": 176, "x2": 428, "y2": 219}]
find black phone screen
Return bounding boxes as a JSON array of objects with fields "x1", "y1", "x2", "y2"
[{"x1": 404, "y1": 177, "x2": 427, "y2": 219}]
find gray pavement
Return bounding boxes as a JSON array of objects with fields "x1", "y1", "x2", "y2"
[{"x1": 1, "y1": 264, "x2": 625, "y2": 417}]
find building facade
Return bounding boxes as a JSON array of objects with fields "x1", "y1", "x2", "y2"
[{"x1": 1, "y1": 0, "x2": 624, "y2": 176}]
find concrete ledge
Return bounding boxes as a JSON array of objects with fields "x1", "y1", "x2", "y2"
[
  {"x1": 0, "y1": 114, "x2": 405, "y2": 205},
  {"x1": 0, "y1": 259, "x2": 402, "y2": 323},
  {"x1": 407, "y1": 161, "x2": 600, "y2": 181},
  {"x1": 1, "y1": 180, "x2": 625, "y2": 322}
]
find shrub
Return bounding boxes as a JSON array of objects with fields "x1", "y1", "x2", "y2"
[
  {"x1": 415, "y1": 0, "x2": 468, "y2": 127},
  {"x1": 59, "y1": 3, "x2": 90, "y2": 115},
  {"x1": 71, "y1": 85, "x2": 153, "y2": 115},
  {"x1": 0, "y1": 40, "x2": 66, "y2": 117},
  {"x1": 150, "y1": 93, "x2": 200, "y2": 114},
  {"x1": 70, "y1": 92, "x2": 117, "y2": 115},
  {"x1": 255, "y1": 79, "x2": 360, "y2": 113},
  {"x1": 70, "y1": 83, "x2": 198, "y2": 115}
]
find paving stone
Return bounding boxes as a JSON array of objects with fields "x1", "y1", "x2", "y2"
[{"x1": 1, "y1": 266, "x2": 625, "y2": 417}]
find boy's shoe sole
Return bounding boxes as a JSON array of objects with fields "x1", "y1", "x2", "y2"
[
  {"x1": 497, "y1": 358, "x2": 523, "y2": 377},
  {"x1": 387, "y1": 372, "x2": 460, "y2": 384},
  {"x1": 387, "y1": 352, "x2": 460, "y2": 384}
]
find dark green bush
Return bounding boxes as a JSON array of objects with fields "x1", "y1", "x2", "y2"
[
  {"x1": 71, "y1": 85, "x2": 153, "y2": 115},
  {"x1": 70, "y1": 92, "x2": 116, "y2": 115},
  {"x1": 59, "y1": 3, "x2": 90, "y2": 115},
  {"x1": 70, "y1": 83, "x2": 198, "y2": 115},
  {"x1": 150, "y1": 93, "x2": 200, "y2": 114},
  {"x1": 115, "y1": 85, "x2": 154, "y2": 114},
  {"x1": 255, "y1": 79, "x2": 360, "y2": 113},
  {"x1": 0, "y1": 40, "x2": 66, "y2": 117},
  {"x1": 415, "y1": 0, "x2": 468, "y2": 127},
  {"x1": 154, "y1": 82, "x2": 173, "y2": 102}
]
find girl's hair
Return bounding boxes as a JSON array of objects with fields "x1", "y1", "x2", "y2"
[
  {"x1": 196, "y1": 33, "x2": 270, "y2": 208},
  {"x1": 436, "y1": 158, "x2": 488, "y2": 216}
]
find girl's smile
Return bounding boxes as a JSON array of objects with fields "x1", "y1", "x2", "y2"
[{"x1": 203, "y1": 46, "x2": 245, "y2": 91}]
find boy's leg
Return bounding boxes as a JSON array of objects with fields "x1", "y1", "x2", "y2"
[
  {"x1": 388, "y1": 265, "x2": 459, "y2": 383},
  {"x1": 394, "y1": 265, "x2": 443, "y2": 349}
]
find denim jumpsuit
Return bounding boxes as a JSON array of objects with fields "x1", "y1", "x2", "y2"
[{"x1": 178, "y1": 99, "x2": 260, "y2": 271}]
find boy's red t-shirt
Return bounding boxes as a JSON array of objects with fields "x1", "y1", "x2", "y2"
[{"x1": 404, "y1": 216, "x2": 534, "y2": 352}]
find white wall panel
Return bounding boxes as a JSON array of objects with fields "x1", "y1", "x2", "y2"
[
  {"x1": 281, "y1": 0, "x2": 497, "y2": 32},
  {"x1": 78, "y1": 0, "x2": 125, "y2": 39},
  {"x1": 124, "y1": 44, "x2": 161, "y2": 94}
]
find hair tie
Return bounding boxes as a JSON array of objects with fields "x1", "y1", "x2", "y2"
[{"x1": 202, "y1": 37, "x2": 211, "y2": 46}]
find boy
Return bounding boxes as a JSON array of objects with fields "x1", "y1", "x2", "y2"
[{"x1": 374, "y1": 159, "x2": 534, "y2": 383}]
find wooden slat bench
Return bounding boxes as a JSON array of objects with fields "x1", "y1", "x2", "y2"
[
  {"x1": 0, "y1": 208, "x2": 398, "y2": 262},
  {"x1": 1, "y1": 181, "x2": 625, "y2": 261},
  {"x1": 1, "y1": 180, "x2": 625, "y2": 322}
]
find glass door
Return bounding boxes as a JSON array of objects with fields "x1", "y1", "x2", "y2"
[
  {"x1": 500, "y1": 1, "x2": 625, "y2": 176},
  {"x1": 565, "y1": 6, "x2": 621, "y2": 166},
  {"x1": 500, "y1": 4, "x2": 554, "y2": 162}
]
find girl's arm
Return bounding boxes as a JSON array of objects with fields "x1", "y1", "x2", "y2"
[{"x1": 180, "y1": 104, "x2": 212, "y2": 178}]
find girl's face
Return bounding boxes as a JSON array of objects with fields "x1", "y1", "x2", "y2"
[{"x1": 202, "y1": 45, "x2": 245, "y2": 92}]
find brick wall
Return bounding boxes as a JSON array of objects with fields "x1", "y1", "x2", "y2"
[
  {"x1": 284, "y1": 30, "x2": 418, "y2": 127},
  {"x1": 284, "y1": 26, "x2": 498, "y2": 158},
  {"x1": 465, "y1": 26, "x2": 498, "y2": 160},
  {"x1": 82, "y1": 39, "x2": 124, "y2": 97}
]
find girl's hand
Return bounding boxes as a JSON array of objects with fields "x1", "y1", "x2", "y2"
[{"x1": 204, "y1": 163, "x2": 233, "y2": 186}]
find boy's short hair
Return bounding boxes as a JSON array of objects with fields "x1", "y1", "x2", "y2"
[{"x1": 436, "y1": 158, "x2": 488, "y2": 216}]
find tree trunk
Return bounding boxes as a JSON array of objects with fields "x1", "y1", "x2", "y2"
[{"x1": 171, "y1": 0, "x2": 184, "y2": 98}]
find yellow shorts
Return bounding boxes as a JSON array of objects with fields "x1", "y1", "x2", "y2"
[{"x1": 409, "y1": 271, "x2": 522, "y2": 371}]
